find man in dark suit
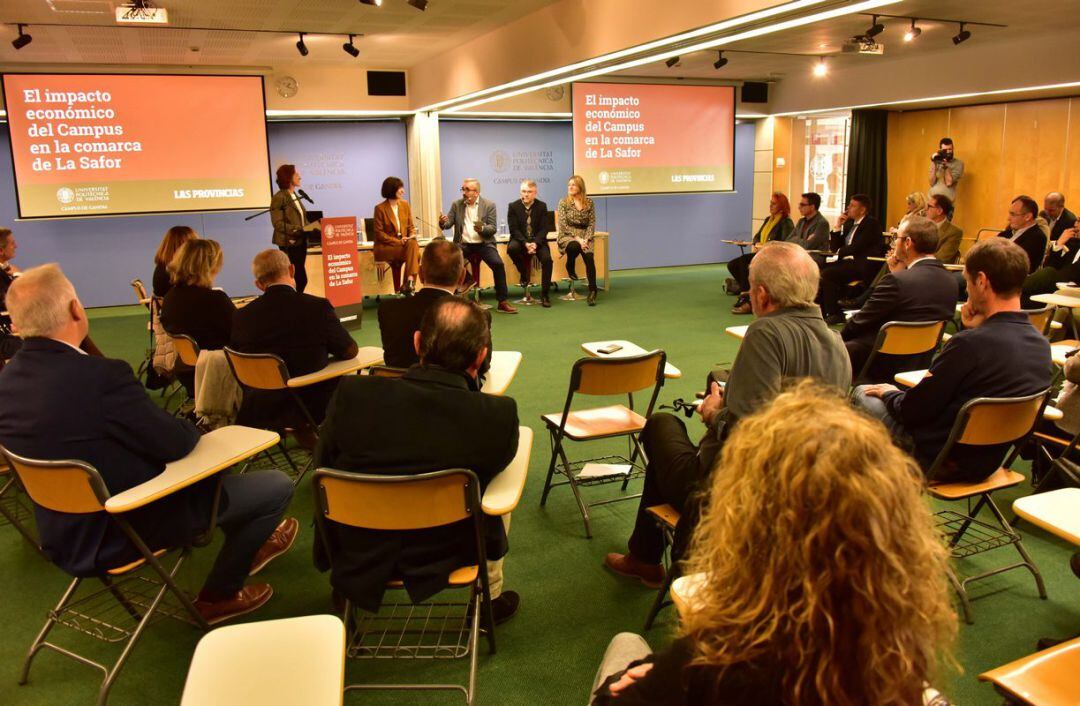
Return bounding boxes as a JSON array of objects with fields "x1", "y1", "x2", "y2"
[
  {"x1": 1000, "y1": 195, "x2": 1047, "y2": 274},
  {"x1": 842, "y1": 216, "x2": 959, "y2": 383},
  {"x1": 438, "y1": 177, "x2": 516, "y2": 314},
  {"x1": 855, "y1": 238, "x2": 1051, "y2": 483},
  {"x1": 507, "y1": 179, "x2": 553, "y2": 307},
  {"x1": 1023, "y1": 223, "x2": 1080, "y2": 306},
  {"x1": 316, "y1": 297, "x2": 521, "y2": 620},
  {"x1": 378, "y1": 238, "x2": 492, "y2": 377},
  {"x1": 0, "y1": 264, "x2": 298, "y2": 625},
  {"x1": 818, "y1": 193, "x2": 886, "y2": 323},
  {"x1": 231, "y1": 249, "x2": 358, "y2": 435},
  {"x1": 1041, "y1": 192, "x2": 1077, "y2": 243}
]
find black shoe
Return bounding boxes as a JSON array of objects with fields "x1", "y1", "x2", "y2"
[
  {"x1": 401, "y1": 279, "x2": 414, "y2": 297},
  {"x1": 825, "y1": 313, "x2": 847, "y2": 326},
  {"x1": 541, "y1": 296, "x2": 551, "y2": 308},
  {"x1": 489, "y1": 590, "x2": 519, "y2": 625},
  {"x1": 587, "y1": 289, "x2": 597, "y2": 306}
]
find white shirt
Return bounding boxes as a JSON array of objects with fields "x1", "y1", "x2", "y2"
[
  {"x1": 845, "y1": 216, "x2": 864, "y2": 246},
  {"x1": 462, "y1": 199, "x2": 481, "y2": 244},
  {"x1": 1050, "y1": 235, "x2": 1080, "y2": 264},
  {"x1": 289, "y1": 191, "x2": 306, "y2": 226},
  {"x1": 390, "y1": 202, "x2": 400, "y2": 235},
  {"x1": 55, "y1": 338, "x2": 87, "y2": 355},
  {"x1": 1010, "y1": 223, "x2": 1035, "y2": 242}
]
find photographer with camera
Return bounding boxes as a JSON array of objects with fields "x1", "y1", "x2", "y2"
[{"x1": 928, "y1": 137, "x2": 964, "y2": 203}]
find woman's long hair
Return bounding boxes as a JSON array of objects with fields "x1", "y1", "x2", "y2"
[
  {"x1": 168, "y1": 239, "x2": 223, "y2": 288},
  {"x1": 154, "y1": 226, "x2": 197, "y2": 267},
  {"x1": 771, "y1": 191, "x2": 791, "y2": 219},
  {"x1": 682, "y1": 381, "x2": 956, "y2": 706}
]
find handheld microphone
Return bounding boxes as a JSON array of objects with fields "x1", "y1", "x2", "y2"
[{"x1": 298, "y1": 189, "x2": 315, "y2": 204}]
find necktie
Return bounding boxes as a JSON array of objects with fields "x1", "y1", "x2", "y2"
[{"x1": 526, "y1": 206, "x2": 532, "y2": 239}]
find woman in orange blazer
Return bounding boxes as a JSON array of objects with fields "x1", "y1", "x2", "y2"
[{"x1": 373, "y1": 176, "x2": 421, "y2": 295}]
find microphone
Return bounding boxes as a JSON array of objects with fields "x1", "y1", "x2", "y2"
[
  {"x1": 414, "y1": 215, "x2": 444, "y2": 236},
  {"x1": 297, "y1": 189, "x2": 315, "y2": 204}
]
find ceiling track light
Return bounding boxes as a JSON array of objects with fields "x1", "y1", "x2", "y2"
[
  {"x1": 813, "y1": 56, "x2": 828, "y2": 77},
  {"x1": 343, "y1": 33, "x2": 359, "y2": 57},
  {"x1": 407, "y1": 0, "x2": 429, "y2": 9},
  {"x1": 665, "y1": 56, "x2": 680, "y2": 68},
  {"x1": 953, "y1": 22, "x2": 971, "y2": 45},
  {"x1": 903, "y1": 18, "x2": 921, "y2": 42},
  {"x1": 713, "y1": 50, "x2": 728, "y2": 70},
  {"x1": 295, "y1": 32, "x2": 308, "y2": 56},
  {"x1": 359, "y1": 0, "x2": 383, "y2": 6},
  {"x1": 11, "y1": 24, "x2": 32, "y2": 50},
  {"x1": 865, "y1": 14, "x2": 884, "y2": 38}
]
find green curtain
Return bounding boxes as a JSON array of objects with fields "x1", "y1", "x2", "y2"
[{"x1": 844, "y1": 109, "x2": 889, "y2": 226}]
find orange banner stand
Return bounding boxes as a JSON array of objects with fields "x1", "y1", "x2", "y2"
[{"x1": 319, "y1": 216, "x2": 363, "y2": 329}]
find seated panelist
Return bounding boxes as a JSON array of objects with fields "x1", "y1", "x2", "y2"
[
  {"x1": 438, "y1": 178, "x2": 516, "y2": 314},
  {"x1": 372, "y1": 176, "x2": 421, "y2": 296},
  {"x1": 557, "y1": 175, "x2": 600, "y2": 306},
  {"x1": 507, "y1": 180, "x2": 553, "y2": 307}
]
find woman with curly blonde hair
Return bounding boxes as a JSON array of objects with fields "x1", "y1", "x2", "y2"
[{"x1": 592, "y1": 381, "x2": 956, "y2": 706}]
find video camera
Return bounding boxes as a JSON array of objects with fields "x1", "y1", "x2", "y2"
[{"x1": 931, "y1": 149, "x2": 953, "y2": 164}]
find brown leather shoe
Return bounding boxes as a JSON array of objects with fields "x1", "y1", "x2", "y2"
[
  {"x1": 730, "y1": 301, "x2": 752, "y2": 315},
  {"x1": 604, "y1": 552, "x2": 665, "y2": 589},
  {"x1": 195, "y1": 584, "x2": 273, "y2": 626},
  {"x1": 497, "y1": 300, "x2": 518, "y2": 314},
  {"x1": 249, "y1": 517, "x2": 299, "y2": 576}
]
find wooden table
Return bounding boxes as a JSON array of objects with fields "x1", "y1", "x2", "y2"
[
  {"x1": 481, "y1": 351, "x2": 522, "y2": 396},
  {"x1": 106, "y1": 426, "x2": 280, "y2": 513},
  {"x1": 286, "y1": 347, "x2": 384, "y2": 388},
  {"x1": 1013, "y1": 487, "x2": 1080, "y2": 546},
  {"x1": 581, "y1": 340, "x2": 682, "y2": 379},
  {"x1": 725, "y1": 325, "x2": 749, "y2": 341},
  {"x1": 670, "y1": 572, "x2": 708, "y2": 618},
  {"x1": 481, "y1": 426, "x2": 533, "y2": 516},
  {"x1": 1032, "y1": 293, "x2": 1080, "y2": 309}
]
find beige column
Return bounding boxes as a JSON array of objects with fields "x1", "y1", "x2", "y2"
[{"x1": 405, "y1": 112, "x2": 443, "y2": 239}]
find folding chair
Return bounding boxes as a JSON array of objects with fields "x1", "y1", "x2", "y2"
[
  {"x1": 642, "y1": 503, "x2": 680, "y2": 630},
  {"x1": 181, "y1": 615, "x2": 346, "y2": 706},
  {"x1": 0, "y1": 458, "x2": 44, "y2": 556},
  {"x1": 1030, "y1": 429, "x2": 1080, "y2": 493},
  {"x1": 130, "y1": 279, "x2": 153, "y2": 382},
  {"x1": 539, "y1": 350, "x2": 666, "y2": 537},
  {"x1": 1, "y1": 446, "x2": 213, "y2": 705},
  {"x1": 461, "y1": 251, "x2": 491, "y2": 310},
  {"x1": 168, "y1": 332, "x2": 199, "y2": 417},
  {"x1": 1027, "y1": 305, "x2": 1056, "y2": 337},
  {"x1": 222, "y1": 347, "x2": 316, "y2": 484},
  {"x1": 925, "y1": 389, "x2": 1051, "y2": 624},
  {"x1": 852, "y1": 319, "x2": 947, "y2": 386},
  {"x1": 979, "y1": 636, "x2": 1080, "y2": 705},
  {"x1": 313, "y1": 468, "x2": 495, "y2": 706}
]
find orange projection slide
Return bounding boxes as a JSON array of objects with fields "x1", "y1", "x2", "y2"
[
  {"x1": 2, "y1": 74, "x2": 271, "y2": 218},
  {"x1": 572, "y1": 82, "x2": 735, "y2": 195}
]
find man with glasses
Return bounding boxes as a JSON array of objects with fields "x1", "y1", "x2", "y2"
[
  {"x1": 438, "y1": 178, "x2": 517, "y2": 314},
  {"x1": 925, "y1": 194, "x2": 963, "y2": 264},
  {"x1": 789, "y1": 192, "x2": 830, "y2": 252},
  {"x1": 1000, "y1": 195, "x2": 1047, "y2": 274},
  {"x1": 928, "y1": 137, "x2": 964, "y2": 204}
]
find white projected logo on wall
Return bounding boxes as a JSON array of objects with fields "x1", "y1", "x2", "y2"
[
  {"x1": 56, "y1": 187, "x2": 75, "y2": 204},
  {"x1": 489, "y1": 150, "x2": 510, "y2": 173}
]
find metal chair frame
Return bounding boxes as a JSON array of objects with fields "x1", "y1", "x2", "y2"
[
  {"x1": 312, "y1": 467, "x2": 494, "y2": 706},
  {"x1": 539, "y1": 351, "x2": 667, "y2": 538},
  {"x1": 0, "y1": 463, "x2": 46, "y2": 557},
  {"x1": 925, "y1": 390, "x2": 1051, "y2": 624},
  {"x1": 642, "y1": 504, "x2": 680, "y2": 631},
  {"x1": 166, "y1": 331, "x2": 200, "y2": 418},
  {"x1": 515, "y1": 252, "x2": 538, "y2": 305},
  {"x1": 1, "y1": 447, "x2": 219, "y2": 705},
  {"x1": 853, "y1": 319, "x2": 948, "y2": 387},
  {"x1": 462, "y1": 251, "x2": 492, "y2": 310},
  {"x1": 130, "y1": 279, "x2": 154, "y2": 384}
]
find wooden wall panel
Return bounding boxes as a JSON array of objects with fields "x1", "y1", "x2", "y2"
[
  {"x1": 1001, "y1": 99, "x2": 1069, "y2": 206},
  {"x1": 1063, "y1": 99, "x2": 1080, "y2": 209},
  {"x1": 886, "y1": 109, "x2": 950, "y2": 228},
  {"x1": 772, "y1": 117, "x2": 793, "y2": 198},
  {"x1": 946, "y1": 103, "x2": 1006, "y2": 236}
]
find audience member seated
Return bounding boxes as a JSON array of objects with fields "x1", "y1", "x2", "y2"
[
  {"x1": 152, "y1": 225, "x2": 197, "y2": 298},
  {"x1": 898, "y1": 190, "x2": 928, "y2": 226},
  {"x1": 841, "y1": 216, "x2": 958, "y2": 383},
  {"x1": 1023, "y1": 223, "x2": 1080, "y2": 306},
  {"x1": 789, "y1": 191, "x2": 830, "y2": 252},
  {"x1": 591, "y1": 382, "x2": 956, "y2": 706},
  {"x1": 507, "y1": 179, "x2": 553, "y2": 307},
  {"x1": 378, "y1": 238, "x2": 493, "y2": 376},
  {"x1": 372, "y1": 176, "x2": 421, "y2": 296},
  {"x1": 0, "y1": 227, "x2": 22, "y2": 360},
  {"x1": 927, "y1": 194, "x2": 963, "y2": 263},
  {"x1": 603, "y1": 242, "x2": 850, "y2": 587},
  {"x1": 727, "y1": 192, "x2": 794, "y2": 314},
  {"x1": 230, "y1": 250, "x2": 358, "y2": 439},
  {"x1": 160, "y1": 239, "x2": 236, "y2": 394},
  {"x1": 314, "y1": 297, "x2": 520, "y2": 621},
  {"x1": 0, "y1": 264, "x2": 298, "y2": 625},
  {"x1": 818, "y1": 193, "x2": 886, "y2": 324},
  {"x1": 1041, "y1": 191, "x2": 1077, "y2": 243},
  {"x1": 855, "y1": 238, "x2": 1052, "y2": 483},
  {"x1": 1000, "y1": 195, "x2": 1048, "y2": 274}
]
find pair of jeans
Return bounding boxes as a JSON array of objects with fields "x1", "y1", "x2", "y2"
[
  {"x1": 462, "y1": 243, "x2": 509, "y2": 302},
  {"x1": 565, "y1": 240, "x2": 597, "y2": 290}
]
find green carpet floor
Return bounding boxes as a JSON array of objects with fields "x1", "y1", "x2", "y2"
[{"x1": 2, "y1": 263, "x2": 1078, "y2": 705}]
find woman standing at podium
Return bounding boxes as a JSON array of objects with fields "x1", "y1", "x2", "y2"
[
  {"x1": 270, "y1": 163, "x2": 310, "y2": 293},
  {"x1": 558, "y1": 175, "x2": 599, "y2": 305},
  {"x1": 372, "y1": 176, "x2": 421, "y2": 296}
]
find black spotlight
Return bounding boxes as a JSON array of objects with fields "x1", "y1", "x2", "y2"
[
  {"x1": 407, "y1": 0, "x2": 428, "y2": 9},
  {"x1": 665, "y1": 56, "x2": 680, "y2": 68},
  {"x1": 903, "y1": 19, "x2": 921, "y2": 42},
  {"x1": 296, "y1": 32, "x2": 309, "y2": 56},
  {"x1": 713, "y1": 51, "x2": 728, "y2": 70},
  {"x1": 12, "y1": 24, "x2": 32, "y2": 51},
  {"x1": 952, "y1": 23, "x2": 971, "y2": 45},
  {"x1": 343, "y1": 34, "x2": 359, "y2": 57},
  {"x1": 865, "y1": 15, "x2": 885, "y2": 38},
  {"x1": 359, "y1": 0, "x2": 383, "y2": 6}
]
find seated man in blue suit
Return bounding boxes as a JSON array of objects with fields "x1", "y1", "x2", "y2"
[{"x1": 0, "y1": 264, "x2": 298, "y2": 625}]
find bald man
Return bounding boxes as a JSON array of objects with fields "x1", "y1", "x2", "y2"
[{"x1": 1040, "y1": 192, "x2": 1077, "y2": 243}]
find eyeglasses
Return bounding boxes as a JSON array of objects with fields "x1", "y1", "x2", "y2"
[
  {"x1": 461, "y1": 187, "x2": 478, "y2": 193},
  {"x1": 798, "y1": 202, "x2": 810, "y2": 207}
]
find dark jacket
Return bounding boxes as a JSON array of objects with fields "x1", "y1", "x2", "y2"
[
  {"x1": 1043, "y1": 236, "x2": 1080, "y2": 281},
  {"x1": 1041, "y1": 207, "x2": 1077, "y2": 242},
  {"x1": 789, "y1": 212, "x2": 830, "y2": 250},
  {"x1": 313, "y1": 366, "x2": 519, "y2": 611},
  {"x1": 829, "y1": 215, "x2": 886, "y2": 260},
  {"x1": 152, "y1": 262, "x2": 171, "y2": 298},
  {"x1": 271, "y1": 188, "x2": 307, "y2": 248},
  {"x1": 0, "y1": 338, "x2": 203, "y2": 576},
  {"x1": 882, "y1": 311, "x2": 1051, "y2": 482},
  {"x1": 160, "y1": 283, "x2": 236, "y2": 351},
  {"x1": 507, "y1": 198, "x2": 549, "y2": 247},
  {"x1": 752, "y1": 215, "x2": 794, "y2": 245},
  {"x1": 842, "y1": 258, "x2": 959, "y2": 382},
  {"x1": 1000, "y1": 226, "x2": 1047, "y2": 273},
  {"x1": 230, "y1": 284, "x2": 356, "y2": 426},
  {"x1": 377, "y1": 287, "x2": 453, "y2": 368},
  {"x1": 441, "y1": 196, "x2": 498, "y2": 244},
  {"x1": 0, "y1": 265, "x2": 14, "y2": 309}
]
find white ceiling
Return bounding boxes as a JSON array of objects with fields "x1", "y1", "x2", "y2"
[{"x1": 0, "y1": 0, "x2": 560, "y2": 69}]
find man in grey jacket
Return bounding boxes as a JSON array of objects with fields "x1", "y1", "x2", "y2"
[
  {"x1": 604, "y1": 242, "x2": 851, "y2": 586},
  {"x1": 791, "y1": 192, "x2": 831, "y2": 251},
  {"x1": 438, "y1": 178, "x2": 516, "y2": 314}
]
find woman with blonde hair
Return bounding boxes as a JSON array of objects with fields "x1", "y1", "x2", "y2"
[
  {"x1": 160, "y1": 239, "x2": 235, "y2": 352},
  {"x1": 557, "y1": 175, "x2": 599, "y2": 305},
  {"x1": 900, "y1": 191, "x2": 929, "y2": 228},
  {"x1": 591, "y1": 381, "x2": 956, "y2": 706},
  {"x1": 152, "y1": 225, "x2": 198, "y2": 297}
]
